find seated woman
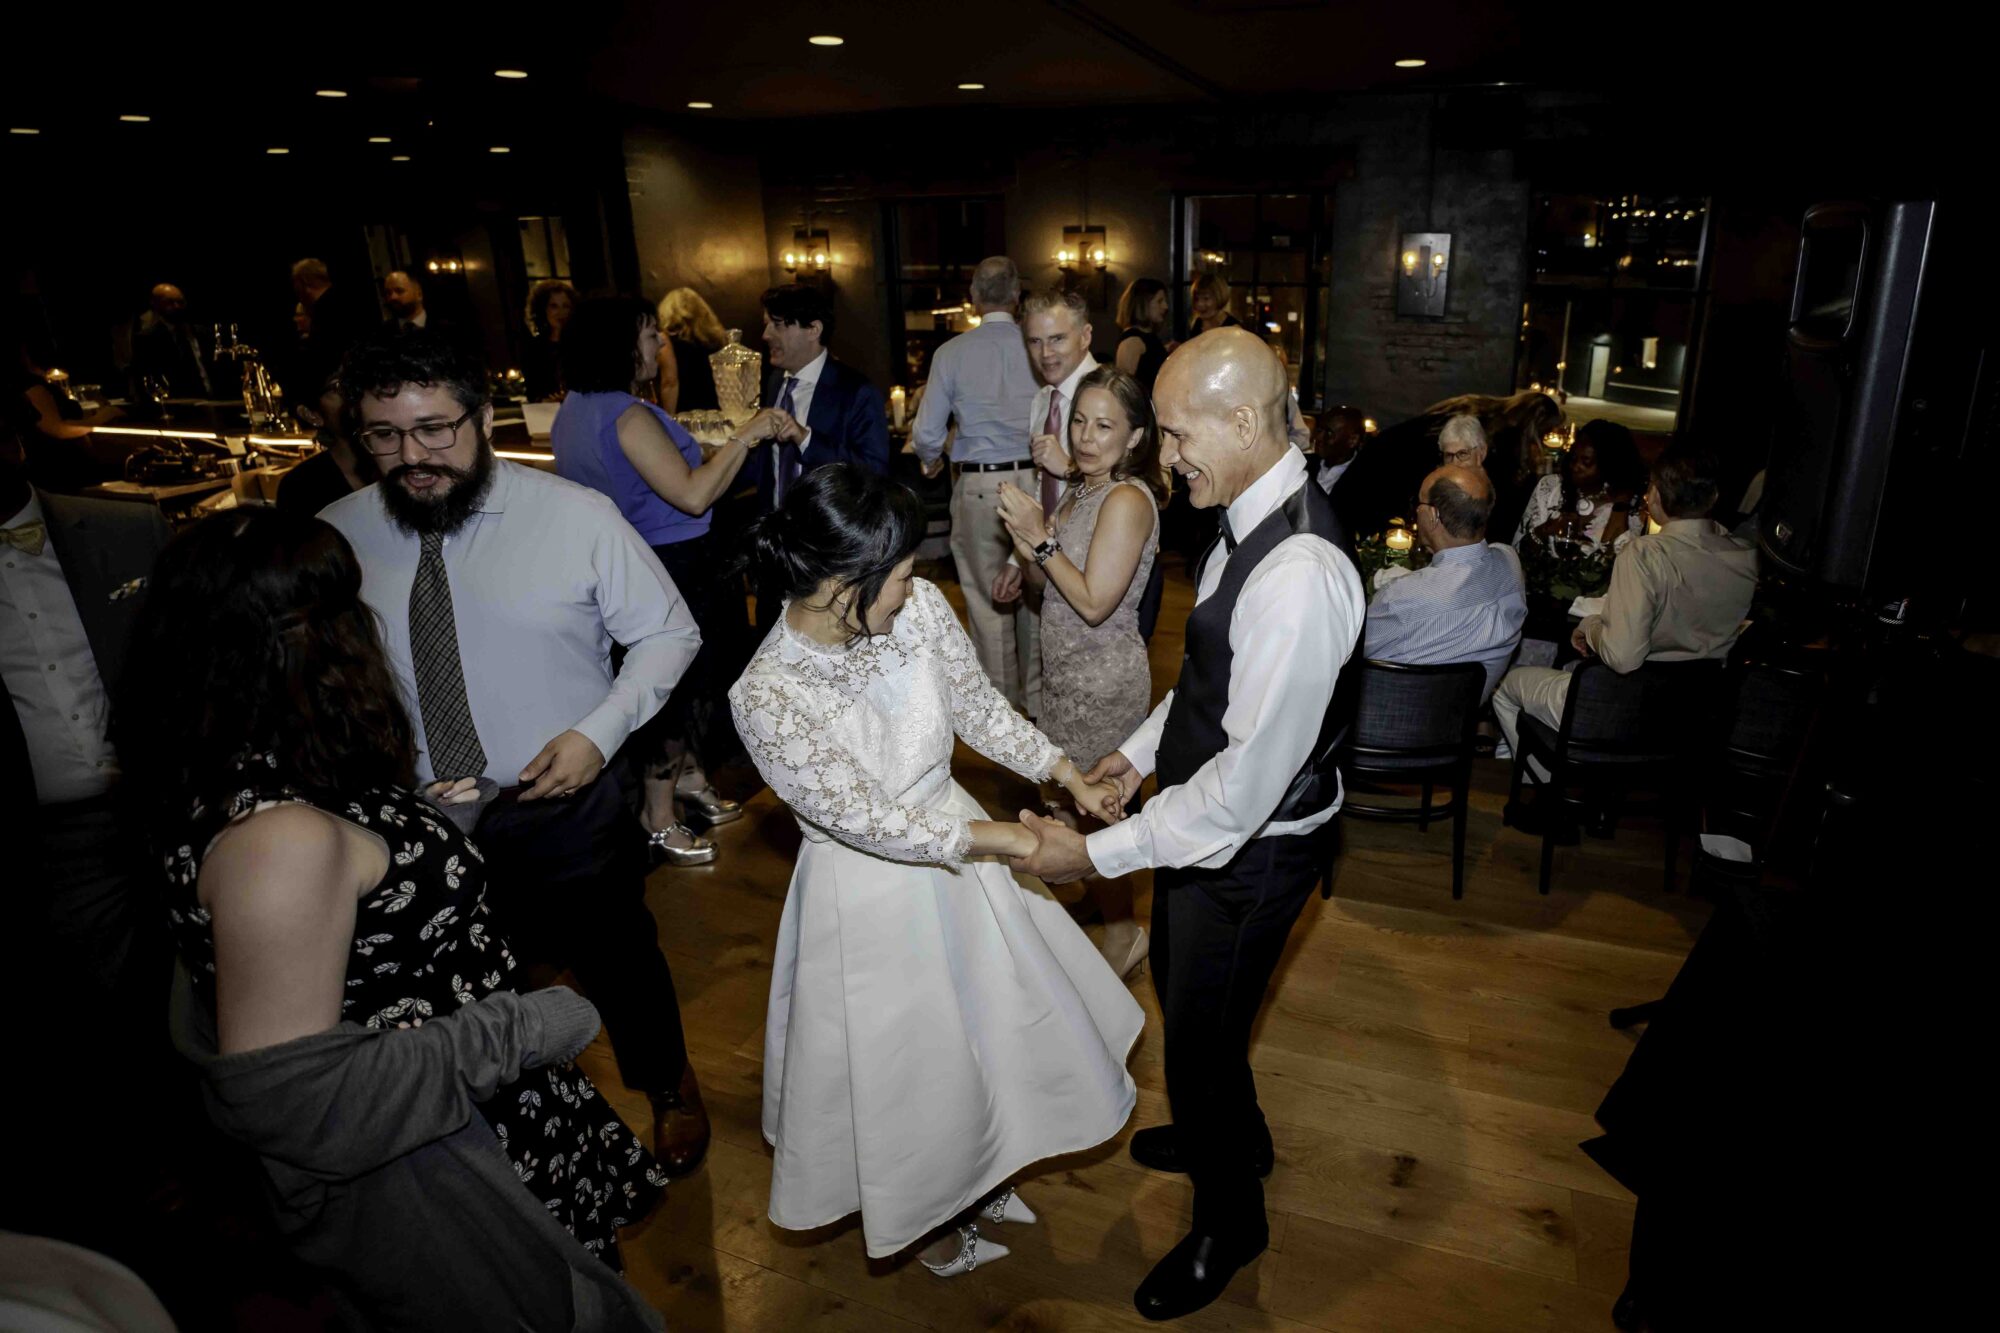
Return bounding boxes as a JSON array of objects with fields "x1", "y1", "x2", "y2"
[
  {"x1": 121, "y1": 508, "x2": 664, "y2": 1332},
  {"x1": 729, "y1": 464, "x2": 1138, "y2": 1277},
  {"x1": 995, "y1": 365, "x2": 1163, "y2": 979},
  {"x1": 1514, "y1": 418, "x2": 1647, "y2": 554},
  {"x1": 553, "y1": 295, "x2": 792, "y2": 863}
]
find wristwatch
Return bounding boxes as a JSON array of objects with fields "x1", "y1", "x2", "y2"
[{"x1": 1032, "y1": 533, "x2": 1062, "y2": 566}]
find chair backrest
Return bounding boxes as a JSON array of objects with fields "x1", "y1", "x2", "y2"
[
  {"x1": 1560, "y1": 658, "x2": 1726, "y2": 760},
  {"x1": 1721, "y1": 661, "x2": 1822, "y2": 768},
  {"x1": 1349, "y1": 659, "x2": 1486, "y2": 760}
]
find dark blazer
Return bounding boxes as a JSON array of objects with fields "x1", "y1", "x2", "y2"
[
  {"x1": 748, "y1": 355, "x2": 892, "y2": 507},
  {"x1": 3, "y1": 490, "x2": 172, "y2": 808}
]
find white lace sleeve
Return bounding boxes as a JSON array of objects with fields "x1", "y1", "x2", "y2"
[
  {"x1": 1514, "y1": 473, "x2": 1561, "y2": 548},
  {"x1": 918, "y1": 580, "x2": 1062, "y2": 781},
  {"x1": 730, "y1": 669, "x2": 974, "y2": 865}
]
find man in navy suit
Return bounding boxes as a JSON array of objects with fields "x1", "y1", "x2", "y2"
[{"x1": 750, "y1": 282, "x2": 893, "y2": 632}]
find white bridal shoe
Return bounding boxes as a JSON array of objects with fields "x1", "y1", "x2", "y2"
[
  {"x1": 920, "y1": 1222, "x2": 1010, "y2": 1277},
  {"x1": 982, "y1": 1187, "x2": 1038, "y2": 1226}
]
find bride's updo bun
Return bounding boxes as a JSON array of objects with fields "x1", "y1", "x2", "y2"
[{"x1": 744, "y1": 464, "x2": 928, "y2": 640}]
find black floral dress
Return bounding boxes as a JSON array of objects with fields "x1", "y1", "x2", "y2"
[{"x1": 164, "y1": 774, "x2": 666, "y2": 1268}]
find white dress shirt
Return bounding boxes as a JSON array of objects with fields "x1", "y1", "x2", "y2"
[
  {"x1": 781, "y1": 349, "x2": 828, "y2": 456},
  {"x1": 1087, "y1": 447, "x2": 1366, "y2": 878},
  {"x1": 1030, "y1": 352, "x2": 1099, "y2": 467},
  {"x1": 321, "y1": 461, "x2": 702, "y2": 786},
  {"x1": 1, "y1": 495, "x2": 119, "y2": 803},
  {"x1": 1315, "y1": 458, "x2": 1353, "y2": 493}
]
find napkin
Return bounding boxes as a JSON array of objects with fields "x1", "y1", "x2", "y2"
[{"x1": 1568, "y1": 595, "x2": 1606, "y2": 619}]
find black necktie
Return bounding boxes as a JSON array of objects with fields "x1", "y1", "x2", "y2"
[{"x1": 1220, "y1": 513, "x2": 1238, "y2": 552}]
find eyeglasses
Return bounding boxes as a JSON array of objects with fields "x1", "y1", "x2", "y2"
[
  {"x1": 355, "y1": 407, "x2": 477, "y2": 457},
  {"x1": 1439, "y1": 447, "x2": 1482, "y2": 466}
]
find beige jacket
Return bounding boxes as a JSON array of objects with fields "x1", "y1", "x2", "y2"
[{"x1": 1583, "y1": 519, "x2": 1759, "y2": 673}]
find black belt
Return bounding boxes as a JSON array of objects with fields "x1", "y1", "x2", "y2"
[{"x1": 953, "y1": 458, "x2": 1035, "y2": 474}]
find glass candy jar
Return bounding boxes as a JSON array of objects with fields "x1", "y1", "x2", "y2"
[{"x1": 710, "y1": 329, "x2": 762, "y2": 426}]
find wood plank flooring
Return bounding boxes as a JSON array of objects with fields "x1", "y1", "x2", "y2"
[{"x1": 574, "y1": 556, "x2": 1706, "y2": 1331}]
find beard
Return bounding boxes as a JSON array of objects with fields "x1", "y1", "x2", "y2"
[{"x1": 379, "y1": 430, "x2": 495, "y2": 536}]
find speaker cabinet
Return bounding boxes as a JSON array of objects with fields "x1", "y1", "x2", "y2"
[{"x1": 1760, "y1": 200, "x2": 1990, "y2": 599}]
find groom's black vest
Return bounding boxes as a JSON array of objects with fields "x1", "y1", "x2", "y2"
[{"x1": 1155, "y1": 476, "x2": 1357, "y2": 830}]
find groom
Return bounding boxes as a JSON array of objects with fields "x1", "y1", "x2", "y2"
[{"x1": 1014, "y1": 328, "x2": 1365, "y2": 1320}]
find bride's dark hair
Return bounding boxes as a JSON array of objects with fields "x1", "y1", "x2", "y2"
[{"x1": 745, "y1": 463, "x2": 927, "y2": 643}]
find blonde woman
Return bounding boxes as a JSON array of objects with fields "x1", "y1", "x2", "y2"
[
  {"x1": 656, "y1": 287, "x2": 727, "y2": 413},
  {"x1": 1185, "y1": 273, "x2": 1242, "y2": 339}
]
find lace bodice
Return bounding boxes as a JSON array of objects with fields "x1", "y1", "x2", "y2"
[{"x1": 729, "y1": 578, "x2": 1060, "y2": 865}]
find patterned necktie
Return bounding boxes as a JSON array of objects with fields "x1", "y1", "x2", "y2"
[
  {"x1": 1, "y1": 521, "x2": 47, "y2": 557},
  {"x1": 408, "y1": 531, "x2": 488, "y2": 780},
  {"x1": 772, "y1": 375, "x2": 802, "y2": 507},
  {"x1": 1040, "y1": 390, "x2": 1064, "y2": 519}
]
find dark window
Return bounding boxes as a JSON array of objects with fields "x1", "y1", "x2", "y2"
[
  {"x1": 881, "y1": 197, "x2": 1006, "y2": 386},
  {"x1": 1173, "y1": 192, "x2": 1334, "y2": 411}
]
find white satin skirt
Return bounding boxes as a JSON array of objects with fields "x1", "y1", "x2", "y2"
[{"x1": 761, "y1": 779, "x2": 1143, "y2": 1257}]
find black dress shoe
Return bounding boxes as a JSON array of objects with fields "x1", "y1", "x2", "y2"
[
  {"x1": 1128, "y1": 1124, "x2": 1274, "y2": 1180},
  {"x1": 1502, "y1": 800, "x2": 1581, "y2": 845},
  {"x1": 1134, "y1": 1227, "x2": 1268, "y2": 1321}
]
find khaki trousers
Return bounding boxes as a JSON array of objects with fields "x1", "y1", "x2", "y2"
[
  {"x1": 950, "y1": 467, "x2": 1042, "y2": 716},
  {"x1": 1492, "y1": 664, "x2": 1573, "y2": 783}
]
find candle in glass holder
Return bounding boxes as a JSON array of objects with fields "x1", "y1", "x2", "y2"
[
  {"x1": 890, "y1": 385, "x2": 906, "y2": 430},
  {"x1": 1385, "y1": 522, "x2": 1414, "y2": 553}
]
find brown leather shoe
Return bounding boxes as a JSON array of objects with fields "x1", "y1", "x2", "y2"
[{"x1": 649, "y1": 1061, "x2": 711, "y2": 1179}]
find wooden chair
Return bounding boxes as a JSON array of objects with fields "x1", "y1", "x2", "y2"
[
  {"x1": 1510, "y1": 658, "x2": 1726, "y2": 894},
  {"x1": 1338, "y1": 660, "x2": 1487, "y2": 899}
]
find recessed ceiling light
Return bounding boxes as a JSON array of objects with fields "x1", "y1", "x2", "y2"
[
  {"x1": 957, "y1": 83, "x2": 986, "y2": 91},
  {"x1": 1394, "y1": 58, "x2": 1427, "y2": 68},
  {"x1": 315, "y1": 89, "x2": 347, "y2": 98},
  {"x1": 808, "y1": 35, "x2": 844, "y2": 46},
  {"x1": 119, "y1": 114, "x2": 151, "y2": 123},
  {"x1": 368, "y1": 136, "x2": 391, "y2": 143},
  {"x1": 267, "y1": 147, "x2": 290, "y2": 155},
  {"x1": 489, "y1": 145, "x2": 511, "y2": 153},
  {"x1": 494, "y1": 68, "x2": 528, "y2": 79},
  {"x1": 9, "y1": 127, "x2": 39, "y2": 135},
  {"x1": 392, "y1": 154, "x2": 411, "y2": 161},
  {"x1": 687, "y1": 101, "x2": 714, "y2": 109}
]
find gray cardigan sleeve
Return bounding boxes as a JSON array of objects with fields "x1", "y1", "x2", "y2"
[{"x1": 177, "y1": 973, "x2": 600, "y2": 1181}]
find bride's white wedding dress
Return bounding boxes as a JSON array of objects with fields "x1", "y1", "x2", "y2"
[{"x1": 729, "y1": 578, "x2": 1142, "y2": 1258}]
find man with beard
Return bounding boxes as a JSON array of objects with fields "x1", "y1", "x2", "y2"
[{"x1": 321, "y1": 330, "x2": 714, "y2": 1175}]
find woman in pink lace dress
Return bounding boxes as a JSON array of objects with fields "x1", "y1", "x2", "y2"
[{"x1": 996, "y1": 366, "x2": 1165, "y2": 980}]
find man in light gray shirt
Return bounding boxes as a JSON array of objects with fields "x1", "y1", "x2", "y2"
[
  {"x1": 1365, "y1": 464, "x2": 1527, "y2": 699},
  {"x1": 322, "y1": 330, "x2": 712, "y2": 1175},
  {"x1": 912, "y1": 256, "x2": 1044, "y2": 710}
]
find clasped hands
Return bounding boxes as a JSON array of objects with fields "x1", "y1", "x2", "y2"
[
  {"x1": 990, "y1": 476, "x2": 1059, "y2": 606},
  {"x1": 733, "y1": 407, "x2": 805, "y2": 448},
  {"x1": 1001, "y1": 752, "x2": 1144, "y2": 885}
]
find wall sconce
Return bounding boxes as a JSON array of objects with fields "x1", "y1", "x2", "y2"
[
  {"x1": 425, "y1": 254, "x2": 464, "y2": 274},
  {"x1": 782, "y1": 229, "x2": 832, "y2": 277},
  {"x1": 1395, "y1": 231, "x2": 1451, "y2": 318},
  {"x1": 1056, "y1": 225, "x2": 1109, "y2": 275}
]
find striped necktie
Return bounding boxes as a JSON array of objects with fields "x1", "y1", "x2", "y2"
[
  {"x1": 773, "y1": 375, "x2": 802, "y2": 506},
  {"x1": 1040, "y1": 390, "x2": 1064, "y2": 519},
  {"x1": 407, "y1": 531, "x2": 488, "y2": 780}
]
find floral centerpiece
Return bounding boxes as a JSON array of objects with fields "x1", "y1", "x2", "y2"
[
  {"x1": 1354, "y1": 527, "x2": 1429, "y2": 600},
  {"x1": 1519, "y1": 538, "x2": 1614, "y2": 602}
]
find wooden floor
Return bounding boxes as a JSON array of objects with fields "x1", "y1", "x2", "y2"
[{"x1": 573, "y1": 556, "x2": 1710, "y2": 1332}]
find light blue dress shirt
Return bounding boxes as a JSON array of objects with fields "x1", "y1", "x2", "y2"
[
  {"x1": 1363, "y1": 541, "x2": 1528, "y2": 700},
  {"x1": 910, "y1": 313, "x2": 1043, "y2": 466},
  {"x1": 321, "y1": 461, "x2": 702, "y2": 786}
]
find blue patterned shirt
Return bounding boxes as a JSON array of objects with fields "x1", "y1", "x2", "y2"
[{"x1": 1363, "y1": 541, "x2": 1527, "y2": 699}]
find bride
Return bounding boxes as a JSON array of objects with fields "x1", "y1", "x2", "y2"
[{"x1": 728, "y1": 464, "x2": 1143, "y2": 1276}]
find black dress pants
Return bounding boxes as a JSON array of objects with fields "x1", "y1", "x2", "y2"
[
  {"x1": 474, "y1": 767, "x2": 687, "y2": 1094},
  {"x1": 1151, "y1": 824, "x2": 1329, "y2": 1234}
]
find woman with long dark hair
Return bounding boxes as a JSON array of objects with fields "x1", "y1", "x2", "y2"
[
  {"x1": 995, "y1": 365, "x2": 1164, "y2": 979},
  {"x1": 1515, "y1": 418, "x2": 1647, "y2": 552},
  {"x1": 553, "y1": 295, "x2": 789, "y2": 863},
  {"x1": 522, "y1": 278, "x2": 576, "y2": 401},
  {"x1": 1114, "y1": 278, "x2": 1171, "y2": 392},
  {"x1": 121, "y1": 507, "x2": 663, "y2": 1332},
  {"x1": 728, "y1": 464, "x2": 1140, "y2": 1279}
]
